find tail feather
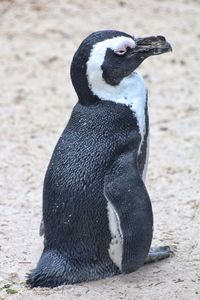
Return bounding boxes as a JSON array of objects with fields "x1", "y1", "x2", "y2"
[
  {"x1": 26, "y1": 249, "x2": 119, "y2": 288},
  {"x1": 26, "y1": 250, "x2": 70, "y2": 288}
]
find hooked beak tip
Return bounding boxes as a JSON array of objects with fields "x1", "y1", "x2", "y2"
[{"x1": 134, "y1": 35, "x2": 172, "y2": 56}]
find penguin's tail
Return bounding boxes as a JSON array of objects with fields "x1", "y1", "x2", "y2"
[
  {"x1": 26, "y1": 249, "x2": 120, "y2": 288},
  {"x1": 26, "y1": 250, "x2": 72, "y2": 288}
]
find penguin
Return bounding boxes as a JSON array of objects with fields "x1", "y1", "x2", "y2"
[{"x1": 27, "y1": 30, "x2": 172, "y2": 288}]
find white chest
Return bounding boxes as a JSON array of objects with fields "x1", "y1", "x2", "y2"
[
  {"x1": 87, "y1": 68, "x2": 147, "y2": 149},
  {"x1": 111, "y1": 72, "x2": 147, "y2": 141}
]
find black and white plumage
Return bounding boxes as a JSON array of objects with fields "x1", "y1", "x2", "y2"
[{"x1": 27, "y1": 30, "x2": 172, "y2": 288}]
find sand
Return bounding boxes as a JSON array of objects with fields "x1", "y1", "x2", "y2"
[{"x1": 0, "y1": 0, "x2": 200, "y2": 299}]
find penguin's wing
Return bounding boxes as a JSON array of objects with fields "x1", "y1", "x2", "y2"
[{"x1": 104, "y1": 151, "x2": 153, "y2": 273}]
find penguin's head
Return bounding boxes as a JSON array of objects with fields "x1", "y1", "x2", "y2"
[{"x1": 70, "y1": 30, "x2": 172, "y2": 104}]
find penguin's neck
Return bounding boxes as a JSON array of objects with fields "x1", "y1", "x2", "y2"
[{"x1": 87, "y1": 71, "x2": 147, "y2": 145}]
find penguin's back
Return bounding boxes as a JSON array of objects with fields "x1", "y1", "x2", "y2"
[{"x1": 43, "y1": 101, "x2": 139, "y2": 256}]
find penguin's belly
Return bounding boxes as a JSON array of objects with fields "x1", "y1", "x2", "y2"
[{"x1": 107, "y1": 200, "x2": 123, "y2": 270}]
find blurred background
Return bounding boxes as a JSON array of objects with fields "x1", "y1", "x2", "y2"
[{"x1": 0, "y1": 0, "x2": 200, "y2": 299}]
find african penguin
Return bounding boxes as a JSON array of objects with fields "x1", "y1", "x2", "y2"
[{"x1": 27, "y1": 30, "x2": 172, "y2": 288}]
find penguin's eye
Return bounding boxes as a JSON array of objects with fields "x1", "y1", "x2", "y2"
[{"x1": 114, "y1": 48, "x2": 127, "y2": 56}]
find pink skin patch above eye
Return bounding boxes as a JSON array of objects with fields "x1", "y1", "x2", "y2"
[{"x1": 113, "y1": 39, "x2": 136, "y2": 54}]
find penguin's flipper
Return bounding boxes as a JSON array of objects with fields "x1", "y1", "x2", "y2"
[{"x1": 104, "y1": 151, "x2": 153, "y2": 273}]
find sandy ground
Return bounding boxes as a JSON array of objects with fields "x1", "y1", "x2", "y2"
[{"x1": 0, "y1": 0, "x2": 200, "y2": 299}]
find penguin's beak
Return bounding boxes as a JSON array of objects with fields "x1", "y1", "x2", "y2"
[{"x1": 133, "y1": 35, "x2": 172, "y2": 56}]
